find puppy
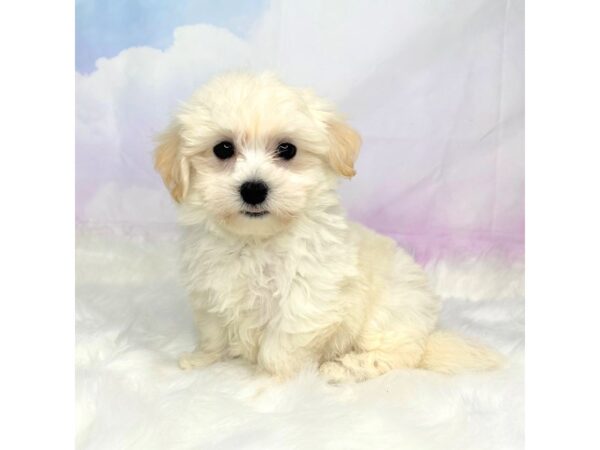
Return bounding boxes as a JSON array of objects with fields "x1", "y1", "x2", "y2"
[{"x1": 154, "y1": 72, "x2": 501, "y2": 382}]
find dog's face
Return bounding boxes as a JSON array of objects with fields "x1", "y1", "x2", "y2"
[{"x1": 154, "y1": 73, "x2": 361, "y2": 237}]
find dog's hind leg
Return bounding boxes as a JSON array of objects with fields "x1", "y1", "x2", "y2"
[
  {"x1": 319, "y1": 329, "x2": 503, "y2": 382},
  {"x1": 319, "y1": 337, "x2": 426, "y2": 383}
]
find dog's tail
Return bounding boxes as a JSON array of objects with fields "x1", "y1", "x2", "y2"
[{"x1": 418, "y1": 330, "x2": 504, "y2": 374}]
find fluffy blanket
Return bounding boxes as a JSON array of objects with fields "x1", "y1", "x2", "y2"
[{"x1": 76, "y1": 229, "x2": 523, "y2": 450}]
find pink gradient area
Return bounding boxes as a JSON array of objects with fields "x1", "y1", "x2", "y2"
[
  {"x1": 339, "y1": 133, "x2": 523, "y2": 262},
  {"x1": 362, "y1": 225, "x2": 523, "y2": 265}
]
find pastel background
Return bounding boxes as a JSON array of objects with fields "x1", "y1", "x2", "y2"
[
  {"x1": 76, "y1": 0, "x2": 524, "y2": 261},
  {"x1": 76, "y1": 3, "x2": 525, "y2": 448}
]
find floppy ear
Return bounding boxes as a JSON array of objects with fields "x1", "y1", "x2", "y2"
[
  {"x1": 326, "y1": 115, "x2": 362, "y2": 178},
  {"x1": 154, "y1": 122, "x2": 190, "y2": 203}
]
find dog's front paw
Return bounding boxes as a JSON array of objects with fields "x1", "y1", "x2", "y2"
[
  {"x1": 319, "y1": 361, "x2": 353, "y2": 384},
  {"x1": 178, "y1": 351, "x2": 219, "y2": 370}
]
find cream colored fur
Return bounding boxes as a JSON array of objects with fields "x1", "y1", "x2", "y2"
[{"x1": 154, "y1": 72, "x2": 502, "y2": 382}]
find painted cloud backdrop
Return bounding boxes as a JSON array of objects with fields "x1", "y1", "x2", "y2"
[{"x1": 76, "y1": 0, "x2": 524, "y2": 260}]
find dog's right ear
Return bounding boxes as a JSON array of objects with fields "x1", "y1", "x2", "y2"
[{"x1": 154, "y1": 122, "x2": 190, "y2": 203}]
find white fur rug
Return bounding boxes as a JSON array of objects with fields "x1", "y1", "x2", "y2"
[{"x1": 76, "y1": 229, "x2": 524, "y2": 450}]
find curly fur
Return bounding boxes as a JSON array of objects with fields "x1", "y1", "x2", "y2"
[{"x1": 154, "y1": 72, "x2": 502, "y2": 382}]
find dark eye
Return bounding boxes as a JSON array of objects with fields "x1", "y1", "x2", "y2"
[
  {"x1": 276, "y1": 142, "x2": 296, "y2": 160},
  {"x1": 213, "y1": 141, "x2": 235, "y2": 160}
]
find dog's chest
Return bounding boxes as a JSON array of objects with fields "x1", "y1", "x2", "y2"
[
  {"x1": 228, "y1": 246, "x2": 292, "y2": 319},
  {"x1": 184, "y1": 236, "x2": 298, "y2": 359}
]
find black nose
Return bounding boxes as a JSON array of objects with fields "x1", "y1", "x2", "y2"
[{"x1": 240, "y1": 180, "x2": 269, "y2": 205}]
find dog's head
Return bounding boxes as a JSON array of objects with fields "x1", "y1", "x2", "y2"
[{"x1": 154, "y1": 72, "x2": 361, "y2": 237}]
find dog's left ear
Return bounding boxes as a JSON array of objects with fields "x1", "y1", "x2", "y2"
[{"x1": 326, "y1": 115, "x2": 362, "y2": 178}]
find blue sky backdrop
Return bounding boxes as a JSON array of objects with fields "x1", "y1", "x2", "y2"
[{"x1": 76, "y1": 0, "x2": 267, "y2": 73}]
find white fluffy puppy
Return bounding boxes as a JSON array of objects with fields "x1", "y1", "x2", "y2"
[{"x1": 155, "y1": 72, "x2": 501, "y2": 382}]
